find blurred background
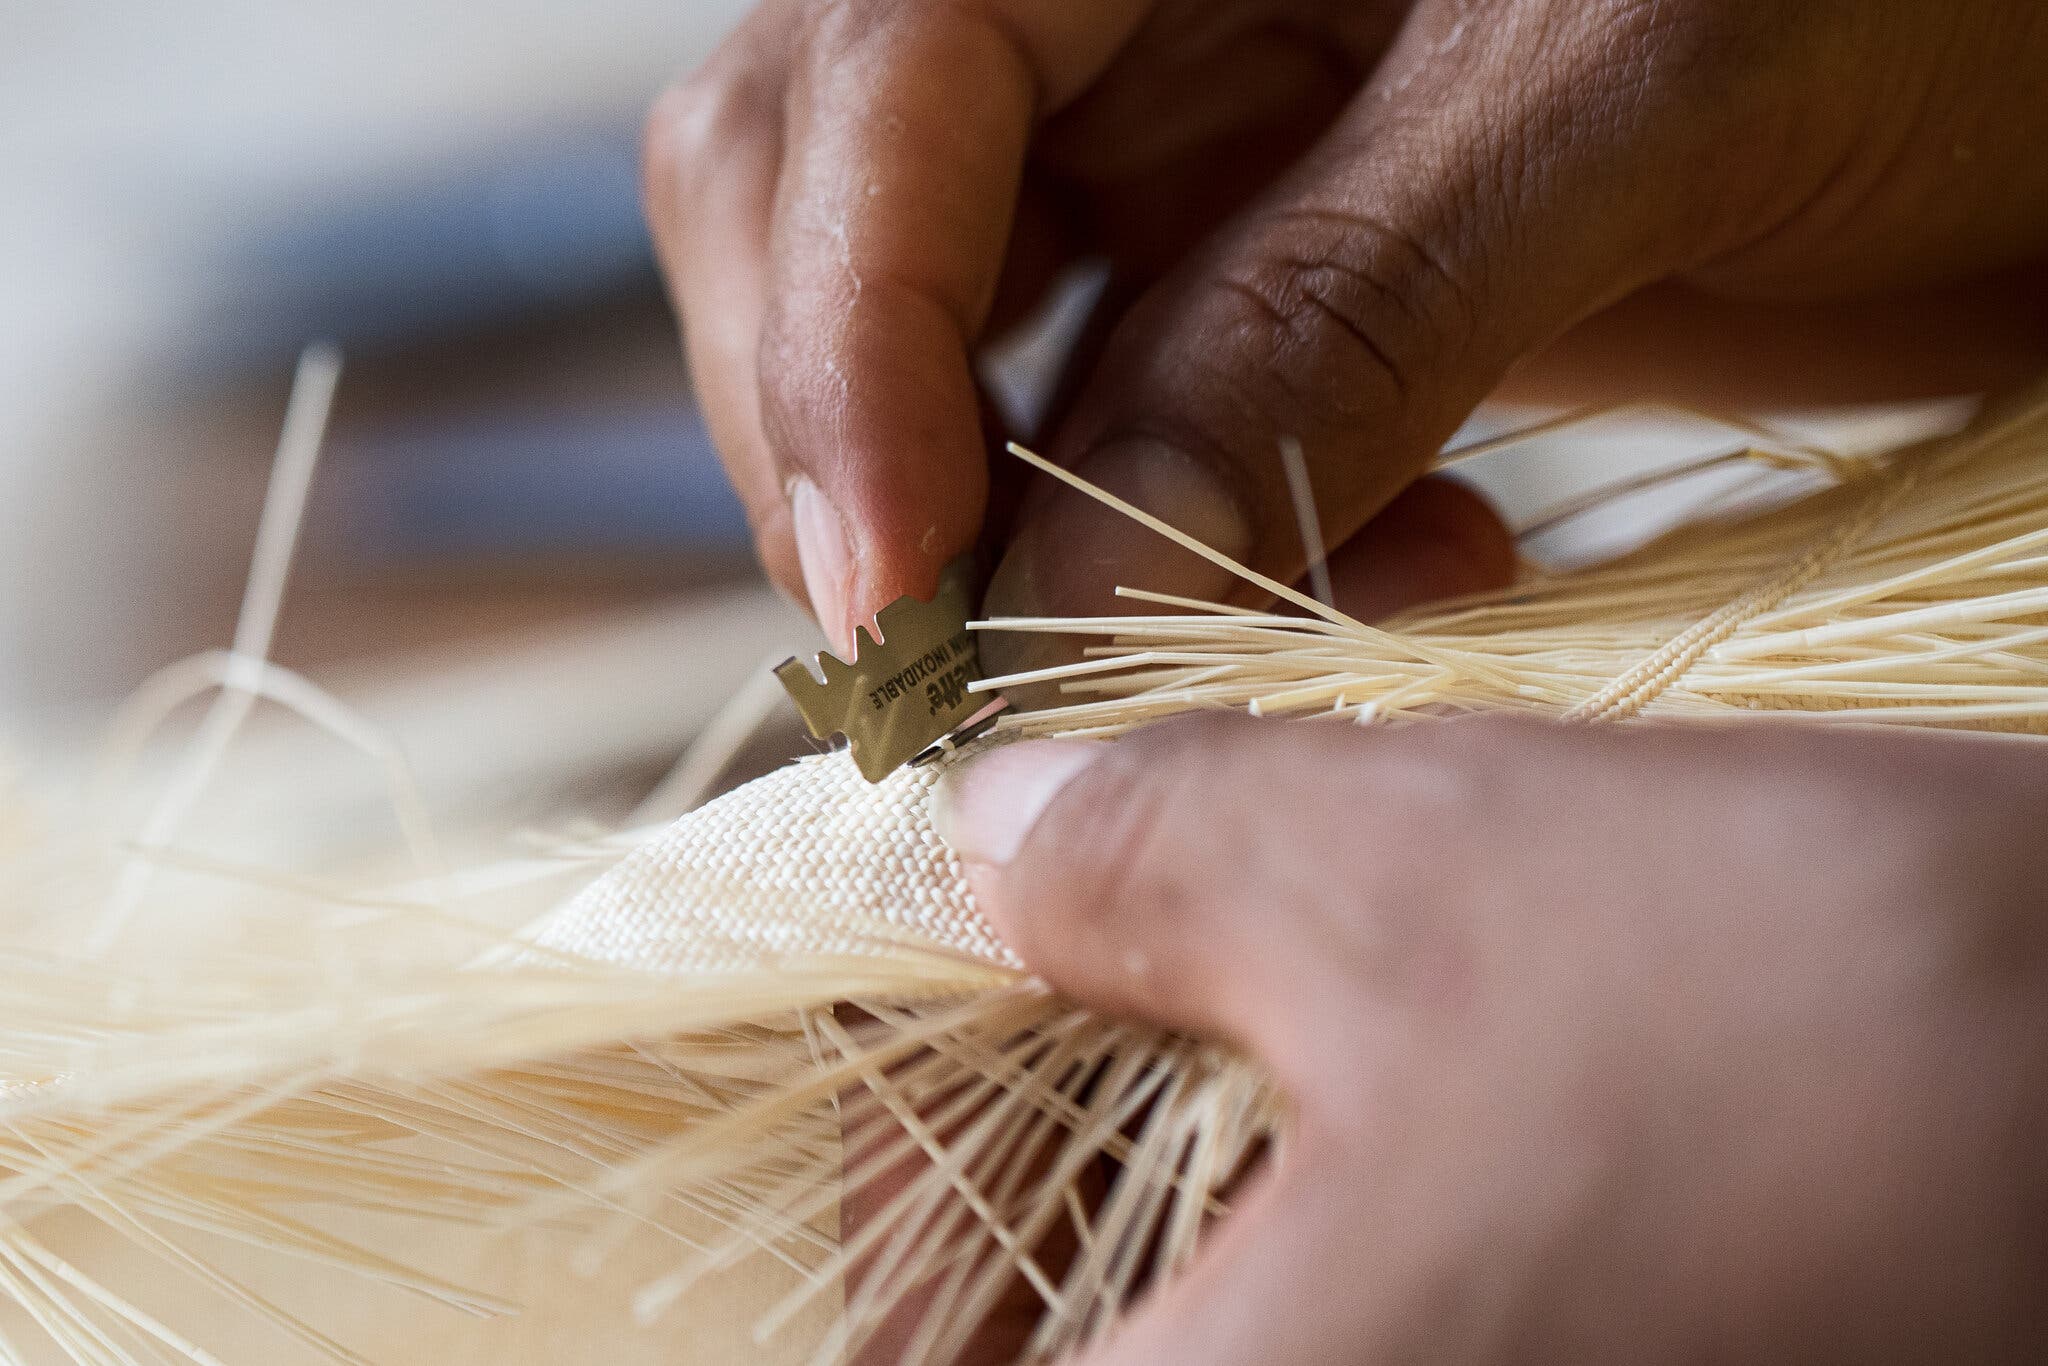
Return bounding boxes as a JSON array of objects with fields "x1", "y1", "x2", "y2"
[
  {"x1": 2, "y1": 1, "x2": 798, "y2": 842},
  {"x1": 6, "y1": 2, "x2": 2044, "y2": 860}
]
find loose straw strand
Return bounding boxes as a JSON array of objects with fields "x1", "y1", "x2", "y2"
[
  {"x1": 1564, "y1": 450, "x2": 1925, "y2": 722},
  {"x1": 93, "y1": 344, "x2": 342, "y2": 952}
]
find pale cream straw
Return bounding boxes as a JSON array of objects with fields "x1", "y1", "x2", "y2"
[
  {"x1": 1433, "y1": 400, "x2": 1852, "y2": 471},
  {"x1": 629, "y1": 652, "x2": 794, "y2": 824},
  {"x1": 1278, "y1": 437, "x2": 1336, "y2": 611},
  {"x1": 95, "y1": 345, "x2": 343, "y2": 952},
  {"x1": 1004, "y1": 443, "x2": 1516, "y2": 688},
  {"x1": 7, "y1": 382, "x2": 2046, "y2": 1366}
]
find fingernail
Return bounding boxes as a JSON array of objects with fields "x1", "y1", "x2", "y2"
[
  {"x1": 931, "y1": 740, "x2": 1104, "y2": 867},
  {"x1": 790, "y1": 476, "x2": 854, "y2": 656},
  {"x1": 981, "y1": 439, "x2": 1254, "y2": 689}
]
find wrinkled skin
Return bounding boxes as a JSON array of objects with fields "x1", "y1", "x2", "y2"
[
  {"x1": 648, "y1": 0, "x2": 2048, "y2": 662},
  {"x1": 646, "y1": 3, "x2": 2048, "y2": 1360},
  {"x1": 939, "y1": 716, "x2": 2048, "y2": 1365}
]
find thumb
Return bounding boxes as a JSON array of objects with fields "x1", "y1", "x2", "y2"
[
  {"x1": 1057, "y1": 1164, "x2": 1372, "y2": 1366},
  {"x1": 934, "y1": 716, "x2": 1498, "y2": 1366},
  {"x1": 931, "y1": 715, "x2": 1370, "y2": 1066},
  {"x1": 983, "y1": 0, "x2": 1743, "y2": 665}
]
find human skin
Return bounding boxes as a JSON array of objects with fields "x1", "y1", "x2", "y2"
[
  {"x1": 647, "y1": 0, "x2": 2048, "y2": 665},
  {"x1": 646, "y1": 1, "x2": 2048, "y2": 1358},
  {"x1": 934, "y1": 716, "x2": 2048, "y2": 1364}
]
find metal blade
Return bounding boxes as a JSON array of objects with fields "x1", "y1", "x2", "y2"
[{"x1": 775, "y1": 557, "x2": 991, "y2": 781}]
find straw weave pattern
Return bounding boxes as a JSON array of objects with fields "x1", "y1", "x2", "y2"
[{"x1": 529, "y1": 751, "x2": 1020, "y2": 975}]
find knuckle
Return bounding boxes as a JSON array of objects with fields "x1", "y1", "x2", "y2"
[
  {"x1": 641, "y1": 64, "x2": 769, "y2": 208},
  {"x1": 1602, "y1": 0, "x2": 1786, "y2": 76},
  {"x1": 797, "y1": 0, "x2": 904, "y2": 56},
  {"x1": 1473, "y1": 1, "x2": 1806, "y2": 257},
  {"x1": 1540, "y1": 0, "x2": 1764, "y2": 75},
  {"x1": 1204, "y1": 206, "x2": 1476, "y2": 431},
  {"x1": 641, "y1": 80, "x2": 713, "y2": 193},
  {"x1": 1536, "y1": 0, "x2": 1793, "y2": 133}
]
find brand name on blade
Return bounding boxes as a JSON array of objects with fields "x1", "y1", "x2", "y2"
[{"x1": 867, "y1": 629, "x2": 974, "y2": 713}]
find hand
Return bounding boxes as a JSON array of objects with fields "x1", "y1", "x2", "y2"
[
  {"x1": 647, "y1": 0, "x2": 2048, "y2": 658},
  {"x1": 933, "y1": 714, "x2": 2048, "y2": 1364}
]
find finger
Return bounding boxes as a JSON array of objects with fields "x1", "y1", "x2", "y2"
[
  {"x1": 843, "y1": 1112, "x2": 1103, "y2": 1365},
  {"x1": 982, "y1": 0, "x2": 1744, "y2": 674},
  {"x1": 839, "y1": 1034, "x2": 1084, "y2": 1366},
  {"x1": 932, "y1": 714, "x2": 1405, "y2": 1072},
  {"x1": 1036, "y1": 16, "x2": 1367, "y2": 272},
  {"x1": 1318, "y1": 475, "x2": 1514, "y2": 621},
  {"x1": 645, "y1": 5, "x2": 806, "y2": 605},
  {"x1": 757, "y1": 0, "x2": 1154, "y2": 649},
  {"x1": 1064, "y1": 1165, "x2": 1378, "y2": 1366}
]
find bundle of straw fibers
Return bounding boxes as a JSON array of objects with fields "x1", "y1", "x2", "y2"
[{"x1": 4, "y1": 371, "x2": 2048, "y2": 1366}]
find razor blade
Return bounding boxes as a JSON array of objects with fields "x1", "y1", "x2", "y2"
[{"x1": 775, "y1": 557, "x2": 1004, "y2": 781}]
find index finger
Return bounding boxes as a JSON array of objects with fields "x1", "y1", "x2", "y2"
[{"x1": 757, "y1": 0, "x2": 1152, "y2": 645}]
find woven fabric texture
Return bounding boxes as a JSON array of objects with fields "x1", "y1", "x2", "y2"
[{"x1": 528, "y1": 750, "x2": 1020, "y2": 975}]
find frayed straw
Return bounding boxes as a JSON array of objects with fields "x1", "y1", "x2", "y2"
[
  {"x1": 985, "y1": 381, "x2": 2048, "y2": 737},
  {"x1": 3, "y1": 373, "x2": 2046, "y2": 1364}
]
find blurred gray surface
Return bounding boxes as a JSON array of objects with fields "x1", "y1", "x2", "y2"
[{"x1": 0, "y1": 2, "x2": 753, "y2": 731}]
